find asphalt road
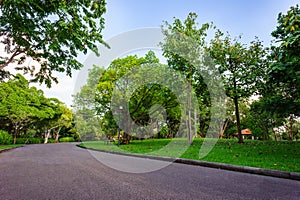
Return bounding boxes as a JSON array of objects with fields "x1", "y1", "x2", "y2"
[{"x1": 0, "y1": 143, "x2": 299, "y2": 200}]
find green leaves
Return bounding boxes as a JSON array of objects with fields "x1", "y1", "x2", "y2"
[
  {"x1": 264, "y1": 5, "x2": 300, "y2": 117},
  {"x1": 208, "y1": 32, "x2": 266, "y2": 99},
  {"x1": 0, "y1": 74, "x2": 70, "y2": 142},
  {"x1": 0, "y1": 0, "x2": 107, "y2": 87}
]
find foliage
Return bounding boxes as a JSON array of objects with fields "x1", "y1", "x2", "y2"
[
  {"x1": 95, "y1": 52, "x2": 182, "y2": 144},
  {"x1": 0, "y1": 74, "x2": 73, "y2": 143},
  {"x1": 0, "y1": 130, "x2": 13, "y2": 145},
  {"x1": 59, "y1": 137, "x2": 76, "y2": 143},
  {"x1": 15, "y1": 138, "x2": 27, "y2": 144},
  {"x1": 223, "y1": 98, "x2": 251, "y2": 138},
  {"x1": 73, "y1": 65, "x2": 105, "y2": 141},
  {"x1": 27, "y1": 138, "x2": 44, "y2": 144},
  {"x1": 208, "y1": 31, "x2": 266, "y2": 143},
  {"x1": 161, "y1": 13, "x2": 212, "y2": 141},
  {"x1": 262, "y1": 5, "x2": 300, "y2": 117},
  {"x1": 15, "y1": 137, "x2": 55, "y2": 144},
  {"x1": 49, "y1": 103, "x2": 73, "y2": 143},
  {"x1": 0, "y1": 0, "x2": 107, "y2": 86},
  {"x1": 245, "y1": 99, "x2": 285, "y2": 140},
  {"x1": 0, "y1": 74, "x2": 59, "y2": 143}
]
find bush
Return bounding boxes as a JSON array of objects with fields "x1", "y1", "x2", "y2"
[
  {"x1": 30, "y1": 138, "x2": 43, "y2": 144},
  {"x1": 47, "y1": 139, "x2": 56, "y2": 143},
  {"x1": 16, "y1": 138, "x2": 27, "y2": 144},
  {"x1": 59, "y1": 137, "x2": 76, "y2": 143},
  {"x1": 0, "y1": 130, "x2": 13, "y2": 145},
  {"x1": 16, "y1": 137, "x2": 44, "y2": 144}
]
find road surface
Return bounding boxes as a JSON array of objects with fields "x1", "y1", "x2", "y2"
[{"x1": 0, "y1": 143, "x2": 299, "y2": 199}]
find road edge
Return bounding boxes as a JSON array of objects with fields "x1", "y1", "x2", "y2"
[
  {"x1": 0, "y1": 145, "x2": 23, "y2": 153},
  {"x1": 76, "y1": 144, "x2": 300, "y2": 181}
]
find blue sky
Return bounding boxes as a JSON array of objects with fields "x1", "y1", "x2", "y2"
[
  {"x1": 39, "y1": 0, "x2": 299, "y2": 107},
  {"x1": 103, "y1": 0, "x2": 299, "y2": 45}
]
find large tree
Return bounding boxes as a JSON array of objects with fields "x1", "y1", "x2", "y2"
[
  {"x1": 96, "y1": 52, "x2": 182, "y2": 144},
  {"x1": 72, "y1": 65, "x2": 105, "y2": 141},
  {"x1": 208, "y1": 31, "x2": 266, "y2": 143},
  {"x1": 0, "y1": 74, "x2": 59, "y2": 143},
  {"x1": 45, "y1": 102, "x2": 73, "y2": 143},
  {"x1": 263, "y1": 5, "x2": 300, "y2": 117},
  {"x1": 0, "y1": 0, "x2": 107, "y2": 86},
  {"x1": 161, "y1": 13, "x2": 212, "y2": 143}
]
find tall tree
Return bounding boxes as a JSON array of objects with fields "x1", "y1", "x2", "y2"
[
  {"x1": 0, "y1": 0, "x2": 107, "y2": 86},
  {"x1": 72, "y1": 65, "x2": 105, "y2": 141},
  {"x1": 49, "y1": 103, "x2": 73, "y2": 143},
  {"x1": 96, "y1": 52, "x2": 181, "y2": 144},
  {"x1": 161, "y1": 13, "x2": 212, "y2": 143},
  {"x1": 263, "y1": 5, "x2": 300, "y2": 117},
  {"x1": 0, "y1": 74, "x2": 58, "y2": 143},
  {"x1": 208, "y1": 31, "x2": 266, "y2": 143}
]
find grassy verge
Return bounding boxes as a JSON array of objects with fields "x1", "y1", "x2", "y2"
[
  {"x1": 80, "y1": 138, "x2": 300, "y2": 172},
  {"x1": 0, "y1": 144, "x2": 22, "y2": 151}
]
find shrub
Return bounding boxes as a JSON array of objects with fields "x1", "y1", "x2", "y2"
[
  {"x1": 0, "y1": 130, "x2": 13, "y2": 145},
  {"x1": 59, "y1": 137, "x2": 76, "y2": 143},
  {"x1": 16, "y1": 137, "x2": 45, "y2": 144},
  {"x1": 16, "y1": 138, "x2": 27, "y2": 144},
  {"x1": 47, "y1": 139, "x2": 55, "y2": 143},
  {"x1": 29, "y1": 138, "x2": 43, "y2": 144}
]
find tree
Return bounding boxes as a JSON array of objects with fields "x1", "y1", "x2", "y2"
[
  {"x1": 0, "y1": 74, "x2": 58, "y2": 143},
  {"x1": 263, "y1": 5, "x2": 300, "y2": 117},
  {"x1": 96, "y1": 52, "x2": 182, "y2": 144},
  {"x1": 96, "y1": 53, "x2": 155, "y2": 144},
  {"x1": 283, "y1": 114, "x2": 299, "y2": 141},
  {"x1": 72, "y1": 65, "x2": 105, "y2": 141},
  {"x1": 246, "y1": 99, "x2": 285, "y2": 140},
  {"x1": 0, "y1": 0, "x2": 107, "y2": 86},
  {"x1": 161, "y1": 13, "x2": 212, "y2": 143},
  {"x1": 208, "y1": 31, "x2": 266, "y2": 143},
  {"x1": 37, "y1": 98, "x2": 62, "y2": 144},
  {"x1": 73, "y1": 65, "x2": 105, "y2": 111},
  {"x1": 49, "y1": 103, "x2": 73, "y2": 143}
]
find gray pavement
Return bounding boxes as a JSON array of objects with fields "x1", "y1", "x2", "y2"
[{"x1": 0, "y1": 143, "x2": 299, "y2": 200}]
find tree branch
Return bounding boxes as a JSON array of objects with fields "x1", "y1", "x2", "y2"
[{"x1": 0, "y1": 49, "x2": 23, "y2": 70}]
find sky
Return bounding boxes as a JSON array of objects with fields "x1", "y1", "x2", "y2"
[{"x1": 36, "y1": 0, "x2": 299, "y2": 107}]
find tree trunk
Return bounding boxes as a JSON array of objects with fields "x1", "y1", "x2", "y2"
[
  {"x1": 44, "y1": 129, "x2": 51, "y2": 144},
  {"x1": 194, "y1": 108, "x2": 197, "y2": 137},
  {"x1": 157, "y1": 121, "x2": 161, "y2": 139},
  {"x1": 187, "y1": 83, "x2": 192, "y2": 144},
  {"x1": 54, "y1": 127, "x2": 62, "y2": 143},
  {"x1": 272, "y1": 128, "x2": 277, "y2": 141},
  {"x1": 13, "y1": 126, "x2": 18, "y2": 144},
  {"x1": 219, "y1": 119, "x2": 229, "y2": 138},
  {"x1": 55, "y1": 133, "x2": 59, "y2": 143},
  {"x1": 234, "y1": 96, "x2": 243, "y2": 143},
  {"x1": 13, "y1": 133, "x2": 17, "y2": 145},
  {"x1": 287, "y1": 115, "x2": 295, "y2": 141}
]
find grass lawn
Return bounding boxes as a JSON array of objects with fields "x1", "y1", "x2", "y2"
[
  {"x1": 0, "y1": 144, "x2": 22, "y2": 151},
  {"x1": 80, "y1": 138, "x2": 300, "y2": 172}
]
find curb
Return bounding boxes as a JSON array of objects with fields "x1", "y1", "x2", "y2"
[
  {"x1": 0, "y1": 145, "x2": 23, "y2": 154},
  {"x1": 77, "y1": 144, "x2": 300, "y2": 181}
]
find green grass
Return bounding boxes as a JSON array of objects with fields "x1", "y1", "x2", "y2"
[
  {"x1": 0, "y1": 144, "x2": 22, "y2": 151},
  {"x1": 80, "y1": 138, "x2": 300, "y2": 172}
]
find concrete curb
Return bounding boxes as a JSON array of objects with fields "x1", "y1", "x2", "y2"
[
  {"x1": 77, "y1": 144, "x2": 300, "y2": 181},
  {"x1": 0, "y1": 145, "x2": 23, "y2": 153}
]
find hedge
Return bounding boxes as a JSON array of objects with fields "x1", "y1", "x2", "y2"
[{"x1": 0, "y1": 130, "x2": 13, "y2": 145}]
